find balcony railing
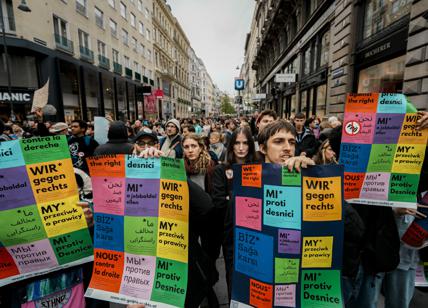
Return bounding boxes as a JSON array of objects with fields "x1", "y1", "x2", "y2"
[
  {"x1": 113, "y1": 62, "x2": 122, "y2": 75},
  {"x1": 79, "y1": 46, "x2": 94, "y2": 62},
  {"x1": 125, "y1": 67, "x2": 133, "y2": 79},
  {"x1": 54, "y1": 34, "x2": 74, "y2": 54},
  {"x1": 98, "y1": 55, "x2": 110, "y2": 70}
]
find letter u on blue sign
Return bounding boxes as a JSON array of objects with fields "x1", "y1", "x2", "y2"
[{"x1": 235, "y1": 79, "x2": 245, "y2": 90}]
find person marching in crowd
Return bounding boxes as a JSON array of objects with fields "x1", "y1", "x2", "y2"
[
  {"x1": 211, "y1": 126, "x2": 258, "y2": 299},
  {"x1": 160, "y1": 118, "x2": 183, "y2": 158}
]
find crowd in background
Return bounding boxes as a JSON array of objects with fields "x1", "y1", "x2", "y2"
[{"x1": 0, "y1": 109, "x2": 428, "y2": 308}]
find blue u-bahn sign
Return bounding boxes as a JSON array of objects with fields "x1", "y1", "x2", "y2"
[{"x1": 234, "y1": 79, "x2": 245, "y2": 91}]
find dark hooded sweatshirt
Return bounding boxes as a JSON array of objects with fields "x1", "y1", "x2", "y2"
[{"x1": 93, "y1": 121, "x2": 134, "y2": 155}]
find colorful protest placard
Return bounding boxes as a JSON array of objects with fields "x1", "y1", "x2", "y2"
[
  {"x1": 340, "y1": 93, "x2": 428, "y2": 209},
  {"x1": 0, "y1": 136, "x2": 93, "y2": 287},
  {"x1": 415, "y1": 263, "x2": 428, "y2": 287},
  {"x1": 85, "y1": 155, "x2": 189, "y2": 307},
  {"x1": 230, "y1": 163, "x2": 344, "y2": 308}
]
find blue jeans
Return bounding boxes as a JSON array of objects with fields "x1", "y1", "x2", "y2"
[
  {"x1": 351, "y1": 267, "x2": 416, "y2": 308},
  {"x1": 342, "y1": 265, "x2": 364, "y2": 307}
]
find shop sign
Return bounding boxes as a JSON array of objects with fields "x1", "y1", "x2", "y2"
[
  {"x1": 154, "y1": 89, "x2": 164, "y2": 98},
  {"x1": 0, "y1": 89, "x2": 34, "y2": 104},
  {"x1": 253, "y1": 93, "x2": 267, "y2": 100},
  {"x1": 275, "y1": 73, "x2": 296, "y2": 83}
]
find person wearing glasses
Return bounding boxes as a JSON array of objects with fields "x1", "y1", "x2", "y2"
[{"x1": 133, "y1": 130, "x2": 159, "y2": 155}]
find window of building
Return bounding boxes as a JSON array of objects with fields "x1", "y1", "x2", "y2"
[
  {"x1": 109, "y1": 19, "x2": 117, "y2": 37},
  {"x1": 108, "y1": 0, "x2": 115, "y2": 9},
  {"x1": 303, "y1": 47, "x2": 311, "y2": 76},
  {"x1": 120, "y1": 1, "x2": 127, "y2": 19},
  {"x1": 363, "y1": 0, "x2": 412, "y2": 39},
  {"x1": 147, "y1": 49, "x2": 152, "y2": 62},
  {"x1": 112, "y1": 49, "x2": 119, "y2": 63},
  {"x1": 146, "y1": 29, "x2": 151, "y2": 41},
  {"x1": 315, "y1": 84, "x2": 327, "y2": 117},
  {"x1": 139, "y1": 22, "x2": 144, "y2": 35},
  {"x1": 95, "y1": 7, "x2": 104, "y2": 28},
  {"x1": 138, "y1": 0, "x2": 143, "y2": 12},
  {"x1": 131, "y1": 37, "x2": 137, "y2": 51},
  {"x1": 53, "y1": 15, "x2": 69, "y2": 39},
  {"x1": 97, "y1": 40, "x2": 106, "y2": 56},
  {"x1": 124, "y1": 56, "x2": 130, "y2": 68},
  {"x1": 145, "y1": 8, "x2": 150, "y2": 19},
  {"x1": 130, "y1": 13, "x2": 136, "y2": 27},
  {"x1": 58, "y1": 60, "x2": 81, "y2": 122},
  {"x1": 319, "y1": 31, "x2": 330, "y2": 67},
  {"x1": 76, "y1": 0, "x2": 87, "y2": 16},
  {"x1": 78, "y1": 29, "x2": 90, "y2": 49},
  {"x1": 139, "y1": 44, "x2": 145, "y2": 57},
  {"x1": 122, "y1": 28, "x2": 128, "y2": 45},
  {"x1": 357, "y1": 55, "x2": 405, "y2": 93},
  {"x1": 2, "y1": 0, "x2": 16, "y2": 32}
]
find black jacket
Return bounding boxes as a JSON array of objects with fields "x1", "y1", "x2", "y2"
[
  {"x1": 295, "y1": 128, "x2": 319, "y2": 157},
  {"x1": 93, "y1": 121, "x2": 134, "y2": 155}
]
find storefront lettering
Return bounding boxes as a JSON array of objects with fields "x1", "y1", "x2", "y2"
[
  {"x1": 0, "y1": 92, "x2": 32, "y2": 102},
  {"x1": 364, "y1": 42, "x2": 391, "y2": 59}
]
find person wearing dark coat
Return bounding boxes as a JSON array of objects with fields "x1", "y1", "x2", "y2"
[
  {"x1": 212, "y1": 127, "x2": 258, "y2": 300},
  {"x1": 93, "y1": 121, "x2": 134, "y2": 155}
]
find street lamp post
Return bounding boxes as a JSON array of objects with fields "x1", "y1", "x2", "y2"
[{"x1": 0, "y1": 0, "x2": 31, "y2": 121}]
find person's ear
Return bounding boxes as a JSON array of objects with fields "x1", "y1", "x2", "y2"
[{"x1": 259, "y1": 143, "x2": 267, "y2": 155}]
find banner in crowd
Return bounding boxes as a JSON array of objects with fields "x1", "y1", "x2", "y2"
[
  {"x1": 401, "y1": 192, "x2": 428, "y2": 249},
  {"x1": 85, "y1": 155, "x2": 189, "y2": 307},
  {"x1": 0, "y1": 136, "x2": 93, "y2": 287},
  {"x1": 230, "y1": 163, "x2": 344, "y2": 308},
  {"x1": 415, "y1": 263, "x2": 428, "y2": 287},
  {"x1": 339, "y1": 93, "x2": 428, "y2": 208}
]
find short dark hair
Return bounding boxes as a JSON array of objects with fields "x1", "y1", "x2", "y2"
[
  {"x1": 258, "y1": 120, "x2": 296, "y2": 146},
  {"x1": 295, "y1": 112, "x2": 306, "y2": 119},
  {"x1": 256, "y1": 109, "x2": 278, "y2": 124},
  {"x1": 182, "y1": 124, "x2": 195, "y2": 132},
  {"x1": 71, "y1": 120, "x2": 87, "y2": 131},
  {"x1": 225, "y1": 119, "x2": 236, "y2": 129}
]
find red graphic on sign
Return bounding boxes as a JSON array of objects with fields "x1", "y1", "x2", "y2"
[{"x1": 344, "y1": 121, "x2": 361, "y2": 136}]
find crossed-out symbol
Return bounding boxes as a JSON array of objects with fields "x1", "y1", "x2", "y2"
[{"x1": 344, "y1": 121, "x2": 360, "y2": 135}]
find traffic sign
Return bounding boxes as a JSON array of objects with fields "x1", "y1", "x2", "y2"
[{"x1": 235, "y1": 79, "x2": 245, "y2": 90}]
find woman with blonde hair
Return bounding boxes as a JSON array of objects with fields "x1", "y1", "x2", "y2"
[
  {"x1": 182, "y1": 133, "x2": 216, "y2": 193},
  {"x1": 312, "y1": 139, "x2": 337, "y2": 165}
]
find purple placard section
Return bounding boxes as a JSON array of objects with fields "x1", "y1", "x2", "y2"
[
  {"x1": 373, "y1": 113, "x2": 404, "y2": 144},
  {"x1": 7, "y1": 239, "x2": 58, "y2": 273},
  {"x1": 119, "y1": 254, "x2": 156, "y2": 298},
  {"x1": 278, "y1": 229, "x2": 301, "y2": 254},
  {"x1": 342, "y1": 112, "x2": 376, "y2": 144},
  {"x1": 0, "y1": 166, "x2": 35, "y2": 209},
  {"x1": 125, "y1": 179, "x2": 159, "y2": 216},
  {"x1": 360, "y1": 172, "x2": 391, "y2": 200}
]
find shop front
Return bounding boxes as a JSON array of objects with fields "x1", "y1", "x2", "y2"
[{"x1": 354, "y1": 0, "x2": 411, "y2": 93}]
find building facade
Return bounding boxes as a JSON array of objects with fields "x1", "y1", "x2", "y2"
[
  {"x1": 189, "y1": 47, "x2": 202, "y2": 115},
  {"x1": 0, "y1": 0, "x2": 156, "y2": 122},
  {"x1": 244, "y1": 0, "x2": 428, "y2": 118}
]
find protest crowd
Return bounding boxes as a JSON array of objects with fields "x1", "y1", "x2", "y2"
[{"x1": 0, "y1": 107, "x2": 428, "y2": 308}]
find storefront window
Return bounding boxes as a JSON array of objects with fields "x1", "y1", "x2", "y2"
[
  {"x1": 303, "y1": 48, "x2": 311, "y2": 76},
  {"x1": 363, "y1": 0, "x2": 411, "y2": 39},
  {"x1": 290, "y1": 95, "x2": 296, "y2": 114},
  {"x1": 102, "y1": 74, "x2": 115, "y2": 118},
  {"x1": 59, "y1": 60, "x2": 81, "y2": 123},
  {"x1": 0, "y1": 54, "x2": 38, "y2": 88},
  {"x1": 300, "y1": 90, "x2": 307, "y2": 113},
  {"x1": 116, "y1": 79, "x2": 127, "y2": 121},
  {"x1": 357, "y1": 55, "x2": 405, "y2": 93},
  {"x1": 315, "y1": 84, "x2": 327, "y2": 118},
  {"x1": 127, "y1": 83, "x2": 136, "y2": 121},
  {"x1": 84, "y1": 69, "x2": 100, "y2": 121}
]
